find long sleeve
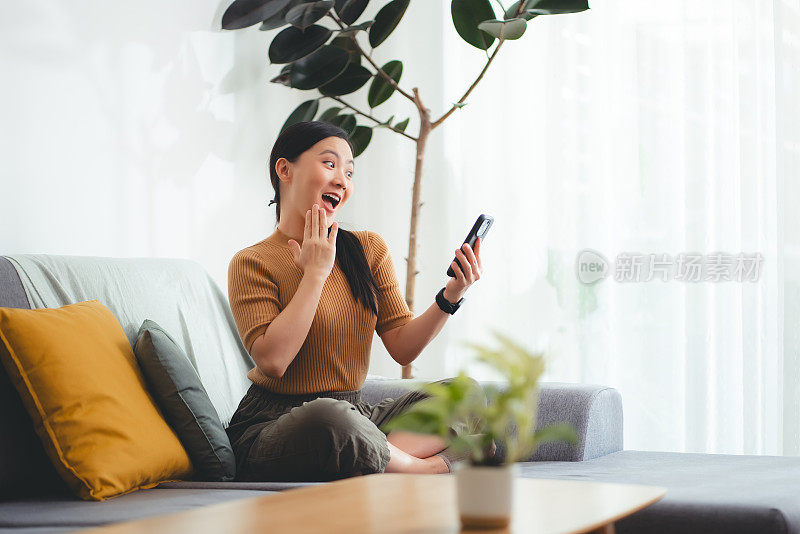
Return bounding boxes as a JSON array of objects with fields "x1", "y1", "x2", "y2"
[
  {"x1": 367, "y1": 231, "x2": 414, "y2": 336},
  {"x1": 227, "y1": 250, "x2": 282, "y2": 354}
]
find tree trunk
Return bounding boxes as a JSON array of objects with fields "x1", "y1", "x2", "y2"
[{"x1": 402, "y1": 88, "x2": 432, "y2": 379}]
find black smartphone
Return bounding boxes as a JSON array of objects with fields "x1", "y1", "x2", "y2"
[{"x1": 447, "y1": 214, "x2": 494, "y2": 277}]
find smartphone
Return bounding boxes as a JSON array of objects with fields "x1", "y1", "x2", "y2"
[{"x1": 447, "y1": 214, "x2": 494, "y2": 277}]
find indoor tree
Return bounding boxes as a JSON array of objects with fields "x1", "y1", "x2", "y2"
[{"x1": 221, "y1": 0, "x2": 589, "y2": 379}]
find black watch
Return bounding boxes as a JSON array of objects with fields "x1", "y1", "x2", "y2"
[{"x1": 436, "y1": 287, "x2": 464, "y2": 315}]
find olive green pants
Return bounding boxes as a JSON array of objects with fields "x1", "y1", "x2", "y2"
[{"x1": 225, "y1": 377, "x2": 483, "y2": 482}]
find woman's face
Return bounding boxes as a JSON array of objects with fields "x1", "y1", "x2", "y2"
[{"x1": 277, "y1": 136, "x2": 354, "y2": 228}]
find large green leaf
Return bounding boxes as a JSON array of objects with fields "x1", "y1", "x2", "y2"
[
  {"x1": 318, "y1": 106, "x2": 343, "y2": 122},
  {"x1": 367, "y1": 60, "x2": 402, "y2": 108},
  {"x1": 319, "y1": 63, "x2": 373, "y2": 96},
  {"x1": 477, "y1": 17, "x2": 527, "y2": 40},
  {"x1": 368, "y1": 0, "x2": 409, "y2": 48},
  {"x1": 451, "y1": 0, "x2": 496, "y2": 50},
  {"x1": 280, "y1": 99, "x2": 319, "y2": 134},
  {"x1": 286, "y1": 1, "x2": 334, "y2": 30},
  {"x1": 525, "y1": 0, "x2": 589, "y2": 14},
  {"x1": 334, "y1": 0, "x2": 369, "y2": 25},
  {"x1": 329, "y1": 35, "x2": 362, "y2": 64},
  {"x1": 268, "y1": 24, "x2": 332, "y2": 64},
  {"x1": 351, "y1": 125, "x2": 372, "y2": 157},
  {"x1": 329, "y1": 113, "x2": 357, "y2": 136},
  {"x1": 289, "y1": 45, "x2": 351, "y2": 89},
  {"x1": 222, "y1": 0, "x2": 293, "y2": 30}
]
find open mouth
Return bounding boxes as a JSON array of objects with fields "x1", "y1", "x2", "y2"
[{"x1": 321, "y1": 193, "x2": 340, "y2": 211}]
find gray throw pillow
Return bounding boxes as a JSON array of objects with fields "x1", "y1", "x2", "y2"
[{"x1": 133, "y1": 319, "x2": 235, "y2": 482}]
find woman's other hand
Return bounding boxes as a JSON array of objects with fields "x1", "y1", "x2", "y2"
[
  {"x1": 288, "y1": 204, "x2": 338, "y2": 280},
  {"x1": 443, "y1": 238, "x2": 483, "y2": 302}
]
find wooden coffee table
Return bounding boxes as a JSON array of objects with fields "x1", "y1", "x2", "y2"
[{"x1": 81, "y1": 473, "x2": 666, "y2": 533}]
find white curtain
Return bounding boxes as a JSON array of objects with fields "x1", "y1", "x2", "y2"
[{"x1": 420, "y1": 0, "x2": 800, "y2": 456}]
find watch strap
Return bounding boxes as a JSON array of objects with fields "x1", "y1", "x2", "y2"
[{"x1": 436, "y1": 287, "x2": 464, "y2": 314}]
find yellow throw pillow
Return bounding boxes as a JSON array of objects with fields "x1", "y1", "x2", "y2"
[{"x1": 0, "y1": 299, "x2": 193, "y2": 501}]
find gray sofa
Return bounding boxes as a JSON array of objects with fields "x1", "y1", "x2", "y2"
[{"x1": 0, "y1": 255, "x2": 798, "y2": 534}]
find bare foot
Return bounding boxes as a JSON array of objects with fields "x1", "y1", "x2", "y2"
[
  {"x1": 385, "y1": 442, "x2": 452, "y2": 474},
  {"x1": 427, "y1": 454, "x2": 450, "y2": 474}
]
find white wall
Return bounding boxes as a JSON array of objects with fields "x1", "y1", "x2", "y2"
[{"x1": 0, "y1": 0, "x2": 455, "y2": 379}]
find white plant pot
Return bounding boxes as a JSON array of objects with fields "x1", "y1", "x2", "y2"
[{"x1": 453, "y1": 461, "x2": 518, "y2": 529}]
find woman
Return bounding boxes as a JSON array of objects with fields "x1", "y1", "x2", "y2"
[{"x1": 225, "y1": 120, "x2": 492, "y2": 482}]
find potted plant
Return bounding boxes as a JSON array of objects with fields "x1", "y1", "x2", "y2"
[{"x1": 379, "y1": 330, "x2": 579, "y2": 529}]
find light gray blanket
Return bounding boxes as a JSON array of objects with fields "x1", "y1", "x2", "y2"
[{"x1": 2, "y1": 254, "x2": 253, "y2": 426}]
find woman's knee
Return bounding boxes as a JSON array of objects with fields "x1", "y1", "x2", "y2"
[{"x1": 293, "y1": 398, "x2": 390, "y2": 477}]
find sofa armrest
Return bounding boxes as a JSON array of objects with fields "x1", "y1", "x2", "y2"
[
  {"x1": 526, "y1": 382, "x2": 623, "y2": 462},
  {"x1": 361, "y1": 378, "x2": 623, "y2": 463}
]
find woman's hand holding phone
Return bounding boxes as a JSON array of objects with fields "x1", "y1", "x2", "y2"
[
  {"x1": 443, "y1": 237, "x2": 483, "y2": 302},
  {"x1": 443, "y1": 214, "x2": 492, "y2": 302},
  {"x1": 287, "y1": 204, "x2": 338, "y2": 281}
]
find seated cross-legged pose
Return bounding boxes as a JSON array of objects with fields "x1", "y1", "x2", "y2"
[{"x1": 225, "y1": 120, "x2": 494, "y2": 482}]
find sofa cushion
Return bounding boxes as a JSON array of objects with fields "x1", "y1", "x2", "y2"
[
  {"x1": 519, "y1": 450, "x2": 800, "y2": 533},
  {"x1": 0, "y1": 299, "x2": 193, "y2": 501},
  {"x1": 134, "y1": 319, "x2": 236, "y2": 482},
  {"x1": 0, "y1": 488, "x2": 277, "y2": 530}
]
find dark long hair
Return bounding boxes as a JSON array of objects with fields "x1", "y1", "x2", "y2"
[{"x1": 268, "y1": 121, "x2": 378, "y2": 315}]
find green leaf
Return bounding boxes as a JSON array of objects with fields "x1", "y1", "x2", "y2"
[
  {"x1": 380, "y1": 411, "x2": 441, "y2": 435},
  {"x1": 329, "y1": 113, "x2": 357, "y2": 136},
  {"x1": 525, "y1": 0, "x2": 589, "y2": 15},
  {"x1": 286, "y1": 1, "x2": 335, "y2": 30},
  {"x1": 367, "y1": 59, "x2": 402, "y2": 107},
  {"x1": 334, "y1": 0, "x2": 369, "y2": 25},
  {"x1": 368, "y1": 0, "x2": 410, "y2": 48},
  {"x1": 319, "y1": 63, "x2": 373, "y2": 96},
  {"x1": 477, "y1": 17, "x2": 527, "y2": 40},
  {"x1": 289, "y1": 45, "x2": 351, "y2": 89},
  {"x1": 351, "y1": 125, "x2": 373, "y2": 157},
  {"x1": 451, "y1": 0, "x2": 496, "y2": 50},
  {"x1": 318, "y1": 106, "x2": 343, "y2": 122},
  {"x1": 403, "y1": 398, "x2": 452, "y2": 421},
  {"x1": 268, "y1": 24, "x2": 332, "y2": 64},
  {"x1": 394, "y1": 117, "x2": 409, "y2": 132},
  {"x1": 260, "y1": 0, "x2": 301, "y2": 30},
  {"x1": 534, "y1": 422, "x2": 580, "y2": 446},
  {"x1": 329, "y1": 35, "x2": 362, "y2": 64},
  {"x1": 280, "y1": 99, "x2": 319, "y2": 134},
  {"x1": 503, "y1": 0, "x2": 538, "y2": 20},
  {"x1": 417, "y1": 381, "x2": 450, "y2": 400},
  {"x1": 222, "y1": 0, "x2": 293, "y2": 30}
]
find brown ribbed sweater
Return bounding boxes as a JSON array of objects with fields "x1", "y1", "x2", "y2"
[{"x1": 227, "y1": 226, "x2": 414, "y2": 394}]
